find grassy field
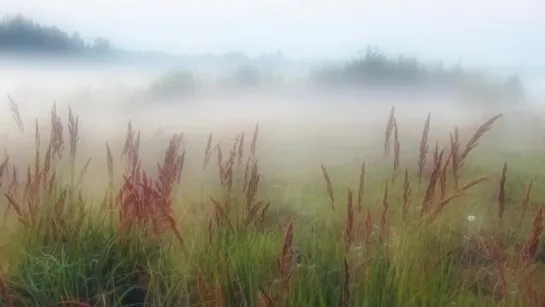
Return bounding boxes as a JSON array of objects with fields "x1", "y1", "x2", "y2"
[{"x1": 0, "y1": 100, "x2": 543, "y2": 307}]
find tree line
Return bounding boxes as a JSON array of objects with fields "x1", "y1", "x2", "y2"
[
  {"x1": 0, "y1": 14, "x2": 112, "y2": 55},
  {"x1": 0, "y1": 13, "x2": 526, "y2": 103}
]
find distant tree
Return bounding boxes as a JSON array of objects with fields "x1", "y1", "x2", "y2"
[{"x1": 0, "y1": 13, "x2": 114, "y2": 56}]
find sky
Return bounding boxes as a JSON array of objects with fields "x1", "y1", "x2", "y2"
[{"x1": 4, "y1": 0, "x2": 545, "y2": 66}]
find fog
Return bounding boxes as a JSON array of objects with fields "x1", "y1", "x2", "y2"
[{"x1": 2, "y1": 61, "x2": 544, "y2": 186}]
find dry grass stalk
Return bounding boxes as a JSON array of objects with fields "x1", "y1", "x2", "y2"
[
  {"x1": 74, "y1": 158, "x2": 92, "y2": 190},
  {"x1": 209, "y1": 196, "x2": 234, "y2": 232},
  {"x1": 449, "y1": 128, "x2": 461, "y2": 190},
  {"x1": 498, "y1": 163, "x2": 507, "y2": 228},
  {"x1": 0, "y1": 269, "x2": 14, "y2": 307},
  {"x1": 50, "y1": 103, "x2": 65, "y2": 159},
  {"x1": 521, "y1": 180, "x2": 534, "y2": 221},
  {"x1": 521, "y1": 206, "x2": 543, "y2": 265},
  {"x1": 380, "y1": 181, "x2": 389, "y2": 238},
  {"x1": 8, "y1": 165, "x2": 19, "y2": 198},
  {"x1": 7, "y1": 94, "x2": 24, "y2": 133},
  {"x1": 459, "y1": 114, "x2": 502, "y2": 168},
  {"x1": 0, "y1": 157, "x2": 9, "y2": 186},
  {"x1": 402, "y1": 168, "x2": 412, "y2": 221},
  {"x1": 243, "y1": 158, "x2": 270, "y2": 227},
  {"x1": 417, "y1": 113, "x2": 431, "y2": 183},
  {"x1": 277, "y1": 220, "x2": 295, "y2": 296},
  {"x1": 250, "y1": 122, "x2": 259, "y2": 157},
  {"x1": 383, "y1": 106, "x2": 395, "y2": 156},
  {"x1": 320, "y1": 164, "x2": 335, "y2": 211},
  {"x1": 203, "y1": 133, "x2": 213, "y2": 171},
  {"x1": 340, "y1": 257, "x2": 351, "y2": 307},
  {"x1": 439, "y1": 153, "x2": 451, "y2": 201},
  {"x1": 121, "y1": 120, "x2": 139, "y2": 173},
  {"x1": 421, "y1": 143, "x2": 444, "y2": 218},
  {"x1": 521, "y1": 267, "x2": 543, "y2": 307},
  {"x1": 362, "y1": 209, "x2": 373, "y2": 245},
  {"x1": 460, "y1": 177, "x2": 488, "y2": 192},
  {"x1": 357, "y1": 161, "x2": 365, "y2": 212},
  {"x1": 196, "y1": 266, "x2": 225, "y2": 307},
  {"x1": 215, "y1": 143, "x2": 231, "y2": 200},
  {"x1": 217, "y1": 136, "x2": 238, "y2": 194},
  {"x1": 448, "y1": 114, "x2": 502, "y2": 193},
  {"x1": 237, "y1": 132, "x2": 245, "y2": 167},
  {"x1": 392, "y1": 118, "x2": 400, "y2": 182},
  {"x1": 344, "y1": 188, "x2": 354, "y2": 251},
  {"x1": 106, "y1": 142, "x2": 114, "y2": 209},
  {"x1": 242, "y1": 156, "x2": 251, "y2": 193},
  {"x1": 257, "y1": 287, "x2": 275, "y2": 307},
  {"x1": 493, "y1": 259, "x2": 508, "y2": 299},
  {"x1": 68, "y1": 107, "x2": 79, "y2": 187}
]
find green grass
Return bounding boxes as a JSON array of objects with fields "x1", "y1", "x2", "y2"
[{"x1": 0, "y1": 105, "x2": 543, "y2": 307}]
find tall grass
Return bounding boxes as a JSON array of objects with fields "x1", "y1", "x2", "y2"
[{"x1": 0, "y1": 101, "x2": 542, "y2": 307}]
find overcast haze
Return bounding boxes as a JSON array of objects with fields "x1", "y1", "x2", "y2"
[{"x1": 4, "y1": 0, "x2": 545, "y2": 66}]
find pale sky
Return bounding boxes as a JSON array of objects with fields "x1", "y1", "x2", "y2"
[{"x1": 4, "y1": 0, "x2": 545, "y2": 66}]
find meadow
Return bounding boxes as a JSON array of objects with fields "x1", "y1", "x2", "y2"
[{"x1": 0, "y1": 92, "x2": 543, "y2": 307}]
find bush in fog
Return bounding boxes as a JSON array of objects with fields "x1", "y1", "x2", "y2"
[
  {"x1": 147, "y1": 70, "x2": 199, "y2": 99},
  {"x1": 311, "y1": 46, "x2": 526, "y2": 104}
]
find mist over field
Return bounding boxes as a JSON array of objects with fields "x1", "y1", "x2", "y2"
[
  {"x1": 0, "y1": 60, "x2": 543, "y2": 189},
  {"x1": 0, "y1": 58, "x2": 542, "y2": 159}
]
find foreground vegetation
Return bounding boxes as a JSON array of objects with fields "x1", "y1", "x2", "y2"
[{"x1": 0, "y1": 100, "x2": 543, "y2": 307}]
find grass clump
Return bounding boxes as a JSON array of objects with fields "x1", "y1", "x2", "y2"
[{"x1": 0, "y1": 101, "x2": 543, "y2": 307}]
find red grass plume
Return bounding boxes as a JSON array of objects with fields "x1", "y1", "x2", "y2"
[{"x1": 117, "y1": 125, "x2": 185, "y2": 250}]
